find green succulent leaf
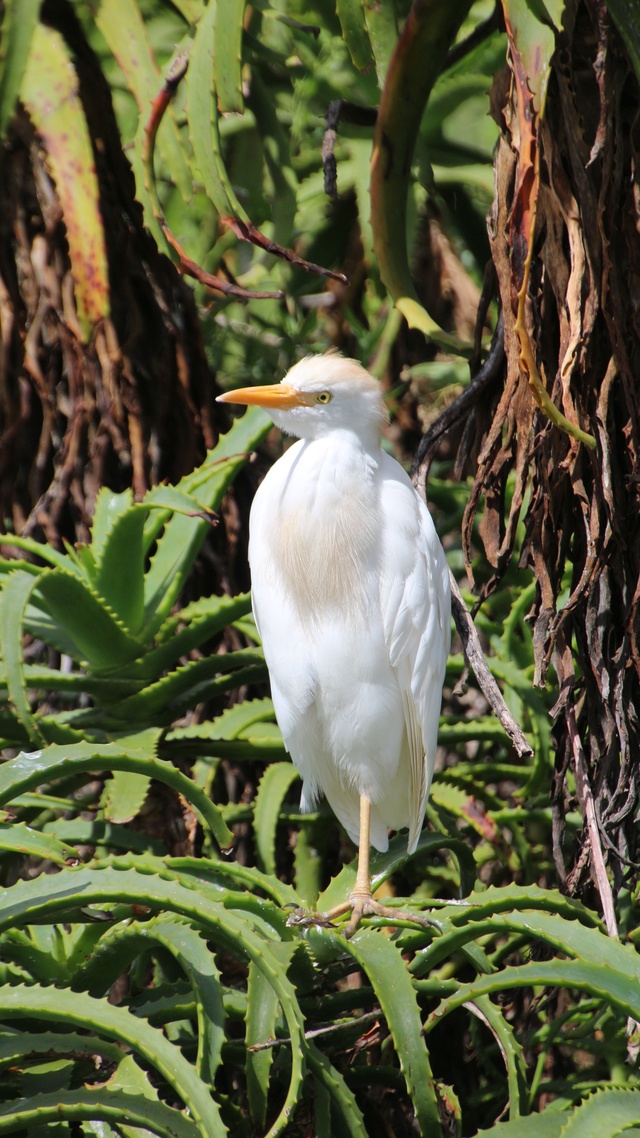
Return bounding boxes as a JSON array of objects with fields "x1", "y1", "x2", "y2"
[
  {"x1": 33, "y1": 569, "x2": 143, "y2": 672},
  {"x1": 0, "y1": 0, "x2": 40, "y2": 138},
  {"x1": 253, "y1": 761, "x2": 300, "y2": 876},
  {"x1": 0, "y1": 985, "x2": 221, "y2": 1137},
  {"x1": 0, "y1": 734, "x2": 233, "y2": 850},
  {"x1": 345, "y1": 927, "x2": 441, "y2": 1135},
  {"x1": 0, "y1": 820, "x2": 79, "y2": 865}
]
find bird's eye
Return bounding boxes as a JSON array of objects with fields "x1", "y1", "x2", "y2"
[{"x1": 315, "y1": 391, "x2": 332, "y2": 404}]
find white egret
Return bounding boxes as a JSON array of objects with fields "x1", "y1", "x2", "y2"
[{"x1": 217, "y1": 355, "x2": 450, "y2": 932}]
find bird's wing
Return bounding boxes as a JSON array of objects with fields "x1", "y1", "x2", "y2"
[{"x1": 379, "y1": 458, "x2": 451, "y2": 851}]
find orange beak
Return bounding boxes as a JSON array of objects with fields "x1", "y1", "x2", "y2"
[{"x1": 216, "y1": 382, "x2": 306, "y2": 409}]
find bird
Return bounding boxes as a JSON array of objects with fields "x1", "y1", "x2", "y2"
[{"x1": 217, "y1": 354, "x2": 451, "y2": 933}]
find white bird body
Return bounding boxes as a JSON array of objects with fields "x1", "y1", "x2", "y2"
[{"x1": 219, "y1": 355, "x2": 451, "y2": 860}]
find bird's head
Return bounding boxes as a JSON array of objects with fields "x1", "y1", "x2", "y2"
[{"x1": 216, "y1": 354, "x2": 389, "y2": 442}]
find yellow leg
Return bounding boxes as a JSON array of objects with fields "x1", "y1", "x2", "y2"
[
  {"x1": 345, "y1": 796, "x2": 374, "y2": 935},
  {"x1": 286, "y1": 794, "x2": 440, "y2": 937}
]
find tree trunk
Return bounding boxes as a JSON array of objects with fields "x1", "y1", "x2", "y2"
[
  {"x1": 0, "y1": 0, "x2": 217, "y2": 547},
  {"x1": 466, "y1": 0, "x2": 640, "y2": 901}
]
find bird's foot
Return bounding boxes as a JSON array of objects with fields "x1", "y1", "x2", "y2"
[{"x1": 286, "y1": 893, "x2": 441, "y2": 939}]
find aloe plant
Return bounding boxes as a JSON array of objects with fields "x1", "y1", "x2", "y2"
[{"x1": 0, "y1": 408, "x2": 271, "y2": 748}]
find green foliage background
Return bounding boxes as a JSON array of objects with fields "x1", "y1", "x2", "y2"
[{"x1": 0, "y1": 0, "x2": 639, "y2": 1136}]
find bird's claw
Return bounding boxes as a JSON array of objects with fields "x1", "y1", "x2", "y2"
[
  {"x1": 285, "y1": 906, "x2": 340, "y2": 929},
  {"x1": 285, "y1": 897, "x2": 441, "y2": 937}
]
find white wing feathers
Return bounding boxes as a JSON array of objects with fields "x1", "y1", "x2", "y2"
[{"x1": 379, "y1": 460, "x2": 451, "y2": 852}]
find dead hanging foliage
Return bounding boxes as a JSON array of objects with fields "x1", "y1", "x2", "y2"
[
  {"x1": 0, "y1": 1, "x2": 217, "y2": 547},
  {"x1": 462, "y1": 0, "x2": 640, "y2": 899}
]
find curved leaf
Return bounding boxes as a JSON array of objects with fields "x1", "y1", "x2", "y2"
[
  {"x1": 93, "y1": 503, "x2": 147, "y2": 635},
  {"x1": 425, "y1": 959, "x2": 640, "y2": 1027},
  {"x1": 141, "y1": 407, "x2": 271, "y2": 636},
  {"x1": 20, "y1": 23, "x2": 109, "y2": 338},
  {"x1": 95, "y1": 0, "x2": 192, "y2": 199},
  {"x1": 345, "y1": 927, "x2": 441, "y2": 1135},
  {"x1": 74, "y1": 916, "x2": 225, "y2": 1086},
  {"x1": 245, "y1": 959, "x2": 280, "y2": 1127},
  {"x1": 0, "y1": 734, "x2": 233, "y2": 850},
  {"x1": 464, "y1": 993, "x2": 528, "y2": 1119},
  {"x1": 0, "y1": 821, "x2": 78, "y2": 865},
  {"x1": 0, "y1": 0, "x2": 40, "y2": 138},
  {"x1": 0, "y1": 985, "x2": 223, "y2": 1137},
  {"x1": 253, "y1": 762, "x2": 300, "y2": 876},
  {"x1": 214, "y1": 0, "x2": 245, "y2": 113},
  {"x1": 0, "y1": 569, "x2": 42, "y2": 742},
  {"x1": 558, "y1": 1088, "x2": 640, "y2": 1138},
  {"x1": 370, "y1": 0, "x2": 473, "y2": 352},
  {"x1": 34, "y1": 569, "x2": 143, "y2": 671},
  {"x1": 336, "y1": 0, "x2": 375, "y2": 70},
  {"x1": 476, "y1": 1111, "x2": 568, "y2": 1138},
  {"x1": 0, "y1": 861, "x2": 307, "y2": 1138},
  {"x1": 0, "y1": 1029, "x2": 123, "y2": 1068},
  {"x1": 187, "y1": 0, "x2": 245, "y2": 217},
  {"x1": 0, "y1": 1087, "x2": 199, "y2": 1138},
  {"x1": 306, "y1": 1041, "x2": 369, "y2": 1137},
  {"x1": 412, "y1": 895, "x2": 610, "y2": 977}
]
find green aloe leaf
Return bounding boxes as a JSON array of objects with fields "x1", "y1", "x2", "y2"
[
  {"x1": 95, "y1": 0, "x2": 192, "y2": 201},
  {"x1": 42, "y1": 817, "x2": 166, "y2": 856},
  {"x1": 426, "y1": 958, "x2": 640, "y2": 1026},
  {"x1": 318, "y1": 828, "x2": 477, "y2": 913},
  {"x1": 0, "y1": 0, "x2": 40, "y2": 138},
  {"x1": 170, "y1": 697, "x2": 275, "y2": 740},
  {"x1": 20, "y1": 23, "x2": 110, "y2": 339},
  {"x1": 141, "y1": 407, "x2": 271, "y2": 637},
  {"x1": 101, "y1": 770, "x2": 150, "y2": 824},
  {"x1": 99, "y1": 648, "x2": 264, "y2": 727},
  {"x1": 214, "y1": 0, "x2": 245, "y2": 113},
  {"x1": 336, "y1": 0, "x2": 375, "y2": 70},
  {"x1": 0, "y1": 821, "x2": 78, "y2": 865},
  {"x1": 464, "y1": 993, "x2": 528, "y2": 1118},
  {"x1": 0, "y1": 733, "x2": 233, "y2": 850},
  {"x1": 0, "y1": 1029, "x2": 124, "y2": 1068},
  {"x1": 476, "y1": 1112, "x2": 568, "y2": 1138},
  {"x1": 306, "y1": 1042, "x2": 369, "y2": 1137},
  {"x1": 74, "y1": 916, "x2": 225, "y2": 1087},
  {"x1": 0, "y1": 569, "x2": 42, "y2": 743},
  {"x1": 253, "y1": 762, "x2": 300, "y2": 876},
  {"x1": 245, "y1": 959, "x2": 280, "y2": 1127},
  {"x1": 411, "y1": 892, "x2": 607, "y2": 976},
  {"x1": 132, "y1": 592, "x2": 253, "y2": 680},
  {"x1": 169, "y1": 854, "x2": 301, "y2": 909},
  {"x1": 0, "y1": 985, "x2": 222, "y2": 1137},
  {"x1": 17, "y1": 663, "x2": 138, "y2": 701},
  {"x1": 558, "y1": 1088, "x2": 640, "y2": 1138},
  {"x1": 363, "y1": 0, "x2": 398, "y2": 87},
  {"x1": 93, "y1": 501, "x2": 147, "y2": 636},
  {"x1": 344, "y1": 927, "x2": 441, "y2": 1135},
  {"x1": 33, "y1": 569, "x2": 143, "y2": 672},
  {"x1": 91, "y1": 487, "x2": 137, "y2": 561},
  {"x1": 187, "y1": 0, "x2": 245, "y2": 218}
]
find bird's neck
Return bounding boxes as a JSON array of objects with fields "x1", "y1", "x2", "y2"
[{"x1": 297, "y1": 425, "x2": 381, "y2": 456}]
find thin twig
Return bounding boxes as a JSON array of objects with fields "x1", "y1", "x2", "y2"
[
  {"x1": 411, "y1": 311, "x2": 505, "y2": 494},
  {"x1": 247, "y1": 1010, "x2": 381, "y2": 1052},
  {"x1": 449, "y1": 573, "x2": 534, "y2": 759},
  {"x1": 411, "y1": 390, "x2": 533, "y2": 759},
  {"x1": 443, "y1": 3, "x2": 503, "y2": 71},
  {"x1": 570, "y1": 704, "x2": 619, "y2": 938}
]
